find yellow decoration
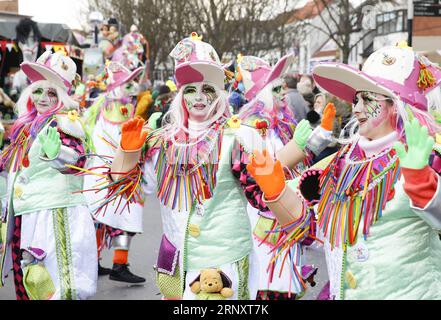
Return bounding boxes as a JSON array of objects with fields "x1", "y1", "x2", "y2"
[
  {"x1": 53, "y1": 45, "x2": 67, "y2": 56},
  {"x1": 190, "y1": 32, "x2": 203, "y2": 41},
  {"x1": 14, "y1": 186, "x2": 23, "y2": 199},
  {"x1": 188, "y1": 224, "x2": 201, "y2": 238},
  {"x1": 435, "y1": 133, "x2": 441, "y2": 145},
  {"x1": 227, "y1": 115, "x2": 241, "y2": 129},
  {"x1": 396, "y1": 40, "x2": 412, "y2": 50},
  {"x1": 345, "y1": 271, "x2": 357, "y2": 289},
  {"x1": 67, "y1": 110, "x2": 79, "y2": 121},
  {"x1": 166, "y1": 80, "x2": 177, "y2": 92},
  {"x1": 237, "y1": 53, "x2": 243, "y2": 64}
]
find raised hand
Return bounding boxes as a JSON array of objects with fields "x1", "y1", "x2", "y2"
[
  {"x1": 393, "y1": 118, "x2": 434, "y2": 169},
  {"x1": 121, "y1": 117, "x2": 148, "y2": 151},
  {"x1": 247, "y1": 149, "x2": 286, "y2": 199},
  {"x1": 38, "y1": 126, "x2": 61, "y2": 159},
  {"x1": 320, "y1": 102, "x2": 336, "y2": 131},
  {"x1": 294, "y1": 119, "x2": 312, "y2": 151}
]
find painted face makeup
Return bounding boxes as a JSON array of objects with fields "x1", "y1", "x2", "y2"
[
  {"x1": 31, "y1": 86, "x2": 59, "y2": 114},
  {"x1": 122, "y1": 80, "x2": 139, "y2": 97},
  {"x1": 352, "y1": 91, "x2": 394, "y2": 140},
  {"x1": 183, "y1": 83, "x2": 219, "y2": 122},
  {"x1": 272, "y1": 84, "x2": 285, "y2": 110}
]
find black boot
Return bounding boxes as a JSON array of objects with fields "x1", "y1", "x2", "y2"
[
  {"x1": 109, "y1": 263, "x2": 146, "y2": 284},
  {"x1": 98, "y1": 262, "x2": 112, "y2": 276}
]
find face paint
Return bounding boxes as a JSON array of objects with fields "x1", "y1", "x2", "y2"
[
  {"x1": 183, "y1": 83, "x2": 219, "y2": 122},
  {"x1": 271, "y1": 81, "x2": 286, "y2": 110},
  {"x1": 122, "y1": 80, "x2": 140, "y2": 97},
  {"x1": 352, "y1": 91, "x2": 394, "y2": 139},
  {"x1": 31, "y1": 86, "x2": 59, "y2": 114}
]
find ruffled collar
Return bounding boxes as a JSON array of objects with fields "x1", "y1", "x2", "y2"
[{"x1": 357, "y1": 131, "x2": 399, "y2": 158}]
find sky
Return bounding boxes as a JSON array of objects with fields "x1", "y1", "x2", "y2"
[{"x1": 18, "y1": 0, "x2": 89, "y2": 30}]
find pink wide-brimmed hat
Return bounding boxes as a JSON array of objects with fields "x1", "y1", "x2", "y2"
[
  {"x1": 105, "y1": 61, "x2": 144, "y2": 92},
  {"x1": 169, "y1": 32, "x2": 224, "y2": 89},
  {"x1": 21, "y1": 50, "x2": 77, "y2": 92},
  {"x1": 312, "y1": 42, "x2": 441, "y2": 111},
  {"x1": 239, "y1": 54, "x2": 295, "y2": 101}
]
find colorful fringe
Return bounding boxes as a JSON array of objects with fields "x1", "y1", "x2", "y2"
[
  {"x1": 317, "y1": 143, "x2": 400, "y2": 248},
  {"x1": 417, "y1": 62, "x2": 436, "y2": 90},
  {"x1": 155, "y1": 121, "x2": 225, "y2": 212},
  {"x1": 0, "y1": 125, "x2": 32, "y2": 173},
  {"x1": 265, "y1": 207, "x2": 317, "y2": 293},
  {"x1": 70, "y1": 162, "x2": 144, "y2": 216}
]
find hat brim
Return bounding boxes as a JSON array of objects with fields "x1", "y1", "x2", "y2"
[
  {"x1": 21, "y1": 62, "x2": 71, "y2": 91},
  {"x1": 312, "y1": 63, "x2": 395, "y2": 104},
  {"x1": 242, "y1": 54, "x2": 295, "y2": 101},
  {"x1": 175, "y1": 62, "x2": 225, "y2": 89},
  {"x1": 107, "y1": 66, "x2": 144, "y2": 91},
  {"x1": 265, "y1": 54, "x2": 295, "y2": 85}
]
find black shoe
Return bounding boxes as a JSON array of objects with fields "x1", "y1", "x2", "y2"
[
  {"x1": 109, "y1": 263, "x2": 146, "y2": 284},
  {"x1": 98, "y1": 263, "x2": 112, "y2": 276}
]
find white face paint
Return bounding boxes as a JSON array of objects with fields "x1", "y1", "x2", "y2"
[
  {"x1": 31, "y1": 86, "x2": 59, "y2": 114},
  {"x1": 122, "y1": 80, "x2": 140, "y2": 97},
  {"x1": 352, "y1": 91, "x2": 394, "y2": 140},
  {"x1": 183, "y1": 82, "x2": 219, "y2": 122},
  {"x1": 272, "y1": 84, "x2": 284, "y2": 110}
]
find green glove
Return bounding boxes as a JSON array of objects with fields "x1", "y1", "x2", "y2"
[
  {"x1": 148, "y1": 112, "x2": 163, "y2": 130},
  {"x1": 393, "y1": 118, "x2": 434, "y2": 169},
  {"x1": 38, "y1": 127, "x2": 61, "y2": 160},
  {"x1": 294, "y1": 119, "x2": 312, "y2": 151}
]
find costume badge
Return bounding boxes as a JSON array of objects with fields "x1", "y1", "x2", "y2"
[
  {"x1": 382, "y1": 53, "x2": 396, "y2": 66},
  {"x1": 170, "y1": 39, "x2": 194, "y2": 62},
  {"x1": 352, "y1": 242, "x2": 369, "y2": 262}
]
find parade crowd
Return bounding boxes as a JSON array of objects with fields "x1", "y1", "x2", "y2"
[{"x1": 1, "y1": 17, "x2": 441, "y2": 301}]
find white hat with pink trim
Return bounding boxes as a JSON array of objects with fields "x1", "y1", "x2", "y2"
[
  {"x1": 105, "y1": 61, "x2": 144, "y2": 92},
  {"x1": 239, "y1": 54, "x2": 295, "y2": 101},
  {"x1": 21, "y1": 50, "x2": 77, "y2": 92},
  {"x1": 169, "y1": 32, "x2": 224, "y2": 89},
  {"x1": 312, "y1": 41, "x2": 441, "y2": 111}
]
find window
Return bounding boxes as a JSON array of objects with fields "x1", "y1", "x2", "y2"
[{"x1": 376, "y1": 9, "x2": 407, "y2": 36}]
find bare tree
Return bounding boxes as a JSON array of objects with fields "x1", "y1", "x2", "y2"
[
  {"x1": 292, "y1": 0, "x2": 396, "y2": 63},
  {"x1": 88, "y1": 0, "x2": 303, "y2": 77},
  {"x1": 90, "y1": 0, "x2": 195, "y2": 77}
]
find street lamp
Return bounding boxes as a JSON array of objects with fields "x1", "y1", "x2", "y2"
[{"x1": 89, "y1": 11, "x2": 104, "y2": 46}]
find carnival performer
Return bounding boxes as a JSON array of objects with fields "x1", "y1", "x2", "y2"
[
  {"x1": 247, "y1": 42, "x2": 441, "y2": 300},
  {"x1": 82, "y1": 61, "x2": 146, "y2": 283},
  {"x1": 0, "y1": 51, "x2": 97, "y2": 300},
  {"x1": 236, "y1": 55, "x2": 336, "y2": 299},
  {"x1": 94, "y1": 33, "x2": 335, "y2": 300}
]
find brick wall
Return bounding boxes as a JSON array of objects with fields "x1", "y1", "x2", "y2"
[
  {"x1": 414, "y1": 17, "x2": 441, "y2": 36},
  {"x1": 0, "y1": 0, "x2": 18, "y2": 13}
]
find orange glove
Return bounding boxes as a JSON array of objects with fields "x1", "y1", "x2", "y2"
[
  {"x1": 246, "y1": 149, "x2": 286, "y2": 200},
  {"x1": 320, "y1": 103, "x2": 336, "y2": 131},
  {"x1": 121, "y1": 117, "x2": 148, "y2": 151}
]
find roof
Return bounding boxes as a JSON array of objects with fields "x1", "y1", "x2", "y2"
[
  {"x1": 0, "y1": 10, "x2": 31, "y2": 20},
  {"x1": 286, "y1": 0, "x2": 332, "y2": 24},
  {"x1": 0, "y1": 20, "x2": 79, "y2": 45}
]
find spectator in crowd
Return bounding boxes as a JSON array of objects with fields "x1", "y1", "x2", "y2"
[
  {"x1": 283, "y1": 75, "x2": 309, "y2": 122},
  {"x1": 297, "y1": 74, "x2": 318, "y2": 109},
  {"x1": 306, "y1": 92, "x2": 353, "y2": 163}
]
